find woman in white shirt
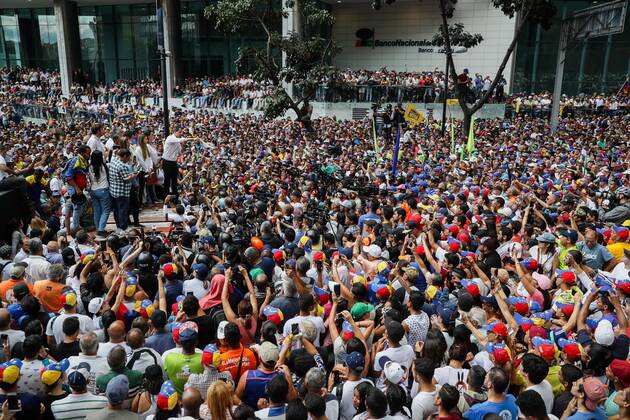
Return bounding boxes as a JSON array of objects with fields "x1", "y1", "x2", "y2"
[
  {"x1": 134, "y1": 134, "x2": 158, "y2": 206},
  {"x1": 88, "y1": 150, "x2": 111, "y2": 236},
  {"x1": 527, "y1": 233, "x2": 557, "y2": 277}
]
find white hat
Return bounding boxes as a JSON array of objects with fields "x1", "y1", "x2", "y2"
[
  {"x1": 88, "y1": 297, "x2": 104, "y2": 315},
  {"x1": 363, "y1": 244, "x2": 382, "y2": 258},
  {"x1": 217, "y1": 320, "x2": 229, "y2": 340},
  {"x1": 594, "y1": 319, "x2": 615, "y2": 346},
  {"x1": 383, "y1": 361, "x2": 405, "y2": 384}
]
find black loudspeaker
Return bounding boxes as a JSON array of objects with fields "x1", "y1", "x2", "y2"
[{"x1": 0, "y1": 177, "x2": 35, "y2": 244}]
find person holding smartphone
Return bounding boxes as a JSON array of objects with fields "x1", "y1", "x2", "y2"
[{"x1": 0, "y1": 359, "x2": 42, "y2": 420}]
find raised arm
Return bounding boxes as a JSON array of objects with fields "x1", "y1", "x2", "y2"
[
  {"x1": 221, "y1": 268, "x2": 238, "y2": 323},
  {"x1": 239, "y1": 266, "x2": 259, "y2": 318}
]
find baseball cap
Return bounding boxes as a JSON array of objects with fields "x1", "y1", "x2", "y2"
[
  {"x1": 135, "y1": 299, "x2": 155, "y2": 318},
  {"x1": 528, "y1": 325, "x2": 548, "y2": 340},
  {"x1": 556, "y1": 270, "x2": 577, "y2": 285},
  {"x1": 0, "y1": 359, "x2": 22, "y2": 385},
  {"x1": 581, "y1": 377, "x2": 608, "y2": 411},
  {"x1": 162, "y1": 263, "x2": 178, "y2": 278},
  {"x1": 350, "y1": 302, "x2": 374, "y2": 320},
  {"x1": 363, "y1": 244, "x2": 382, "y2": 258},
  {"x1": 594, "y1": 319, "x2": 615, "y2": 346},
  {"x1": 178, "y1": 321, "x2": 199, "y2": 345},
  {"x1": 125, "y1": 276, "x2": 138, "y2": 297},
  {"x1": 273, "y1": 250, "x2": 286, "y2": 262},
  {"x1": 482, "y1": 321, "x2": 508, "y2": 337},
  {"x1": 532, "y1": 336, "x2": 556, "y2": 361},
  {"x1": 557, "y1": 339, "x2": 582, "y2": 361},
  {"x1": 262, "y1": 306, "x2": 284, "y2": 326},
  {"x1": 521, "y1": 258, "x2": 538, "y2": 271},
  {"x1": 486, "y1": 343, "x2": 511, "y2": 365},
  {"x1": 612, "y1": 226, "x2": 629, "y2": 240},
  {"x1": 41, "y1": 358, "x2": 70, "y2": 386},
  {"x1": 216, "y1": 320, "x2": 229, "y2": 340},
  {"x1": 157, "y1": 380, "x2": 179, "y2": 410},
  {"x1": 191, "y1": 263, "x2": 209, "y2": 280},
  {"x1": 201, "y1": 344, "x2": 221, "y2": 367},
  {"x1": 346, "y1": 351, "x2": 365, "y2": 373},
  {"x1": 507, "y1": 296, "x2": 530, "y2": 315},
  {"x1": 609, "y1": 359, "x2": 630, "y2": 387},
  {"x1": 258, "y1": 341, "x2": 280, "y2": 365},
  {"x1": 558, "y1": 228, "x2": 578, "y2": 243},
  {"x1": 12, "y1": 282, "x2": 30, "y2": 300},
  {"x1": 461, "y1": 280, "x2": 480, "y2": 298},
  {"x1": 106, "y1": 374, "x2": 129, "y2": 405},
  {"x1": 10, "y1": 265, "x2": 25, "y2": 279},
  {"x1": 60, "y1": 290, "x2": 77, "y2": 307},
  {"x1": 531, "y1": 272, "x2": 552, "y2": 290},
  {"x1": 341, "y1": 321, "x2": 354, "y2": 341},
  {"x1": 88, "y1": 297, "x2": 104, "y2": 314},
  {"x1": 383, "y1": 361, "x2": 404, "y2": 384},
  {"x1": 536, "y1": 232, "x2": 556, "y2": 243},
  {"x1": 67, "y1": 363, "x2": 91, "y2": 389},
  {"x1": 481, "y1": 295, "x2": 499, "y2": 311}
]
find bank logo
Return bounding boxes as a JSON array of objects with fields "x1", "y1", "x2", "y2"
[{"x1": 355, "y1": 28, "x2": 375, "y2": 47}]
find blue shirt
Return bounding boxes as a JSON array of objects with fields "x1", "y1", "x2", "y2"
[
  {"x1": 463, "y1": 394, "x2": 519, "y2": 420},
  {"x1": 576, "y1": 242, "x2": 613, "y2": 270},
  {"x1": 357, "y1": 212, "x2": 380, "y2": 230},
  {"x1": 146, "y1": 329, "x2": 176, "y2": 354},
  {"x1": 566, "y1": 408, "x2": 607, "y2": 420}
]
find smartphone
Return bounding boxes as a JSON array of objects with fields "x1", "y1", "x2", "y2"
[
  {"x1": 333, "y1": 283, "x2": 341, "y2": 297},
  {"x1": 0, "y1": 334, "x2": 7, "y2": 348},
  {"x1": 7, "y1": 395, "x2": 18, "y2": 411},
  {"x1": 99, "y1": 240, "x2": 106, "y2": 252},
  {"x1": 291, "y1": 323, "x2": 299, "y2": 335}
]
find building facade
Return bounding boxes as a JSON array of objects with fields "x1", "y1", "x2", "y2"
[{"x1": 0, "y1": 0, "x2": 628, "y2": 97}]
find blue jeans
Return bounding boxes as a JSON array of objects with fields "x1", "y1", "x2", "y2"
[
  {"x1": 67, "y1": 186, "x2": 87, "y2": 231},
  {"x1": 90, "y1": 188, "x2": 112, "y2": 232},
  {"x1": 112, "y1": 196, "x2": 130, "y2": 230}
]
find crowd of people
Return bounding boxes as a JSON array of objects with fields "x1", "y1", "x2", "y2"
[{"x1": 0, "y1": 66, "x2": 628, "y2": 420}]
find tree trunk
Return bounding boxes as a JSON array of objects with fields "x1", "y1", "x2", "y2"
[{"x1": 462, "y1": 112, "x2": 472, "y2": 140}]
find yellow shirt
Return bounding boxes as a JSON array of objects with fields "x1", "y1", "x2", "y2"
[
  {"x1": 607, "y1": 242, "x2": 630, "y2": 261},
  {"x1": 547, "y1": 365, "x2": 565, "y2": 397}
]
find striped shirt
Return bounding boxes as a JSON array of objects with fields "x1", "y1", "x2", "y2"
[{"x1": 50, "y1": 392, "x2": 108, "y2": 420}]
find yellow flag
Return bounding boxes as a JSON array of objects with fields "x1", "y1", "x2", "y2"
[
  {"x1": 404, "y1": 103, "x2": 425, "y2": 126},
  {"x1": 446, "y1": 98, "x2": 460, "y2": 106}
]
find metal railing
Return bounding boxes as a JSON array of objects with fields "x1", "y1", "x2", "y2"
[{"x1": 4, "y1": 102, "x2": 115, "y2": 123}]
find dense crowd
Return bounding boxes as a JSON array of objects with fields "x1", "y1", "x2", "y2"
[{"x1": 0, "y1": 67, "x2": 629, "y2": 420}]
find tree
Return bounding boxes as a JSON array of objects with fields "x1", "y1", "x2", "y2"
[
  {"x1": 205, "y1": 0, "x2": 339, "y2": 121},
  {"x1": 378, "y1": 0, "x2": 556, "y2": 135}
]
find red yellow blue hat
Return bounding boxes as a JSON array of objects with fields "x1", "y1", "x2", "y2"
[
  {"x1": 80, "y1": 251, "x2": 95, "y2": 264},
  {"x1": 314, "y1": 286, "x2": 330, "y2": 305},
  {"x1": 521, "y1": 258, "x2": 538, "y2": 271},
  {"x1": 262, "y1": 306, "x2": 284, "y2": 326},
  {"x1": 0, "y1": 359, "x2": 22, "y2": 385},
  {"x1": 125, "y1": 275, "x2": 138, "y2": 297},
  {"x1": 341, "y1": 321, "x2": 354, "y2": 341},
  {"x1": 40, "y1": 358, "x2": 69, "y2": 386},
  {"x1": 162, "y1": 263, "x2": 178, "y2": 278},
  {"x1": 156, "y1": 380, "x2": 179, "y2": 410},
  {"x1": 60, "y1": 290, "x2": 77, "y2": 307},
  {"x1": 135, "y1": 299, "x2": 155, "y2": 318},
  {"x1": 201, "y1": 344, "x2": 221, "y2": 367}
]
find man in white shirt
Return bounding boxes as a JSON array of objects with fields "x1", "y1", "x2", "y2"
[
  {"x1": 68, "y1": 332, "x2": 111, "y2": 395},
  {"x1": 373, "y1": 321, "x2": 415, "y2": 389},
  {"x1": 46, "y1": 290, "x2": 94, "y2": 346},
  {"x1": 125, "y1": 328, "x2": 163, "y2": 372},
  {"x1": 282, "y1": 294, "x2": 325, "y2": 348},
  {"x1": 23, "y1": 238, "x2": 50, "y2": 283},
  {"x1": 162, "y1": 127, "x2": 196, "y2": 196},
  {"x1": 87, "y1": 124, "x2": 106, "y2": 155},
  {"x1": 521, "y1": 353, "x2": 554, "y2": 413},
  {"x1": 51, "y1": 365, "x2": 108, "y2": 419},
  {"x1": 411, "y1": 357, "x2": 440, "y2": 419}
]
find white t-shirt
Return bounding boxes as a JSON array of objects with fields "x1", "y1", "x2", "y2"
[
  {"x1": 182, "y1": 278, "x2": 210, "y2": 301},
  {"x1": 611, "y1": 262, "x2": 630, "y2": 282},
  {"x1": 46, "y1": 313, "x2": 95, "y2": 345},
  {"x1": 162, "y1": 134, "x2": 184, "y2": 161},
  {"x1": 67, "y1": 353, "x2": 110, "y2": 394},
  {"x1": 336, "y1": 378, "x2": 372, "y2": 420},
  {"x1": 282, "y1": 315, "x2": 326, "y2": 347},
  {"x1": 433, "y1": 365, "x2": 469, "y2": 387},
  {"x1": 373, "y1": 345, "x2": 415, "y2": 389},
  {"x1": 0, "y1": 155, "x2": 9, "y2": 181},
  {"x1": 411, "y1": 388, "x2": 440, "y2": 420},
  {"x1": 87, "y1": 135, "x2": 105, "y2": 154},
  {"x1": 527, "y1": 380, "x2": 554, "y2": 413}
]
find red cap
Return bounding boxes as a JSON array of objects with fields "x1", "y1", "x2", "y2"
[
  {"x1": 162, "y1": 263, "x2": 177, "y2": 277},
  {"x1": 560, "y1": 305, "x2": 575, "y2": 317},
  {"x1": 492, "y1": 348, "x2": 511, "y2": 365},
  {"x1": 448, "y1": 241, "x2": 461, "y2": 253},
  {"x1": 528, "y1": 326, "x2": 548, "y2": 340},
  {"x1": 273, "y1": 250, "x2": 286, "y2": 262},
  {"x1": 313, "y1": 251, "x2": 325, "y2": 262},
  {"x1": 562, "y1": 343, "x2": 582, "y2": 361},
  {"x1": 610, "y1": 359, "x2": 630, "y2": 387},
  {"x1": 538, "y1": 343, "x2": 556, "y2": 361},
  {"x1": 448, "y1": 225, "x2": 460, "y2": 235},
  {"x1": 514, "y1": 302, "x2": 529, "y2": 316},
  {"x1": 465, "y1": 284, "x2": 480, "y2": 298},
  {"x1": 559, "y1": 271, "x2": 576, "y2": 284},
  {"x1": 415, "y1": 245, "x2": 425, "y2": 256}
]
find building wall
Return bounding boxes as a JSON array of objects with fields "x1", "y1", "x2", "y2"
[
  {"x1": 331, "y1": 0, "x2": 517, "y2": 87},
  {"x1": 512, "y1": 0, "x2": 630, "y2": 95}
]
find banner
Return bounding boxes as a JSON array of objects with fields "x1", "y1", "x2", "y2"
[
  {"x1": 466, "y1": 117, "x2": 475, "y2": 154},
  {"x1": 404, "y1": 103, "x2": 425, "y2": 126},
  {"x1": 446, "y1": 98, "x2": 460, "y2": 106},
  {"x1": 392, "y1": 125, "x2": 401, "y2": 176}
]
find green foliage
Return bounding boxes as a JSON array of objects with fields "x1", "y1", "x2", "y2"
[
  {"x1": 205, "y1": 0, "x2": 338, "y2": 119},
  {"x1": 432, "y1": 23, "x2": 483, "y2": 49}
]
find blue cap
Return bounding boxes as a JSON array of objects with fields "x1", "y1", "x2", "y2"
[
  {"x1": 346, "y1": 351, "x2": 365, "y2": 372},
  {"x1": 192, "y1": 263, "x2": 209, "y2": 281}
]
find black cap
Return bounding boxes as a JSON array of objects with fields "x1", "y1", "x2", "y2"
[
  {"x1": 480, "y1": 295, "x2": 499, "y2": 311},
  {"x1": 13, "y1": 282, "x2": 30, "y2": 300}
]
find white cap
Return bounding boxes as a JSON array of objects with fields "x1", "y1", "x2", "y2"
[
  {"x1": 594, "y1": 319, "x2": 615, "y2": 346},
  {"x1": 363, "y1": 244, "x2": 382, "y2": 258},
  {"x1": 88, "y1": 297, "x2": 104, "y2": 315},
  {"x1": 217, "y1": 320, "x2": 229, "y2": 340},
  {"x1": 383, "y1": 361, "x2": 405, "y2": 384}
]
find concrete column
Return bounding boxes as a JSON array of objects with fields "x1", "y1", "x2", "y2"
[
  {"x1": 281, "y1": 1, "x2": 302, "y2": 98},
  {"x1": 162, "y1": 0, "x2": 183, "y2": 98},
  {"x1": 54, "y1": 0, "x2": 80, "y2": 96}
]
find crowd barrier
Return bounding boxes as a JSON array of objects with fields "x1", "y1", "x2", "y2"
[{"x1": 6, "y1": 103, "x2": 115, "y2": 123}]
